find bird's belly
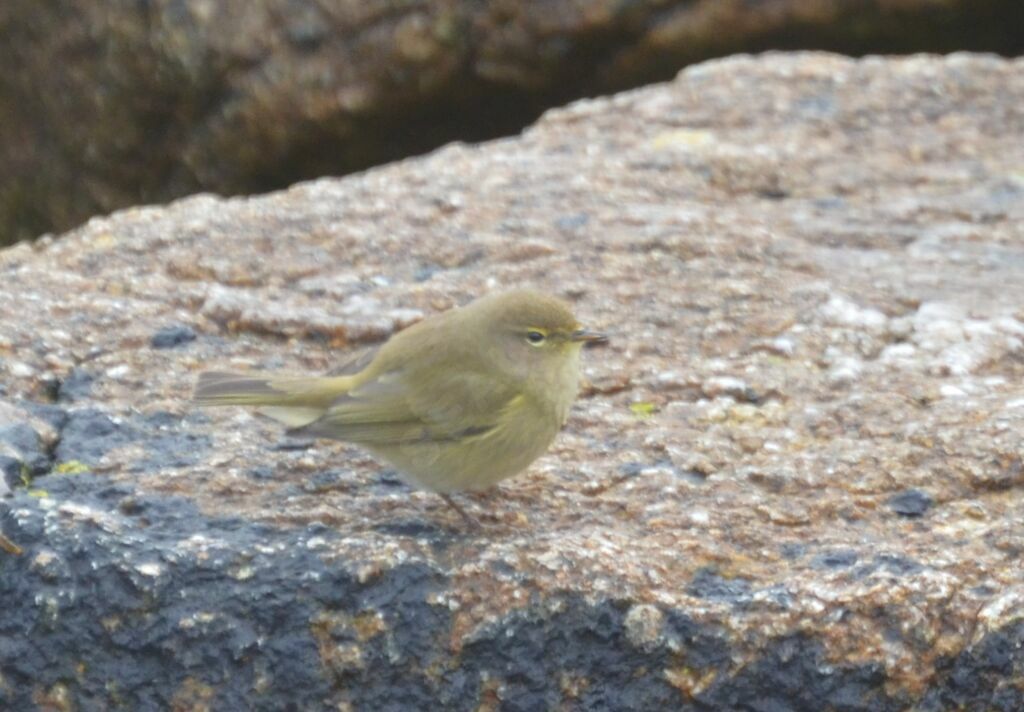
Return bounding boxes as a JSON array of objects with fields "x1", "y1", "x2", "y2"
[{"x1": 368, "y1": 409, "x2": 561, "y2": 493}]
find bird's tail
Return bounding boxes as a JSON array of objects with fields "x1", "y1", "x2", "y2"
[{"x1": 193, "y1": 371, "x2": 352, "y2": 428}]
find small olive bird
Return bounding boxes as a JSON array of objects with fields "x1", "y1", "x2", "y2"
[{"x1": 193, "y1": 290, "x2": 606, "y2": 524}]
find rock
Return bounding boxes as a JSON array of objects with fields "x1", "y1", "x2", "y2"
[
  {"x1": 2, "y1": 53, "x2": 1024, "y2": 708},
  {"x1": 3, "y1": 2, "x2": 1024, "y2": 244},
  {"x1": 150, "y1": 325, "x2": 197, "y2": 349},
  {"x1": 887, "y1": 489, "x2": 934, "y2": 517},
  {"x1": 813, "y1": 549, "x2": 860, "y2": 569},
  {"x1": 6, "y1": 361, "x2": 36, "y2": 379},
  {"x1": 701, "y1": 376, "x2": 758, "y2": 402},
  {"x1": 52, "y1": 409, "x2": 134, "y2": 467},
  {"x1": 0, "y1": 402, "x2": 60, "y2": 490},
  {"x1": 0, "y1": 459, "x2": 16, "y2": 495},
  {"x1": 56, "y1": 368, "x2": 95, "y2": 403},
  {"x1": 826, "y1": 353, "x2": 865, "y2": 388},
  {"x1": 820, "y1": 295, "x2": 889, "y2": 333}
]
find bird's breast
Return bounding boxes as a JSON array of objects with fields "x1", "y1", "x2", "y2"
[{"x1": 537, "y1": 350, "x2": 582, "y2": 426}]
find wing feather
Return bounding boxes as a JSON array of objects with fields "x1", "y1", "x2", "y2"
[{"x1": 290, "y1": 366, "x2": 518, "y2": 446}]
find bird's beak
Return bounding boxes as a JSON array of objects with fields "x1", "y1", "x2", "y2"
[{"x1": 571, "y1": 329, "x2": 608, "y2": 344}]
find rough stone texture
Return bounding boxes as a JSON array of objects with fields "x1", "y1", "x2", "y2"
[
  {"x1": 3, "y1": 1, "x2": 1024, "y2": 245},
  {"x1": 2, "y1": 53, "x2": 1024, "y2": 709}
]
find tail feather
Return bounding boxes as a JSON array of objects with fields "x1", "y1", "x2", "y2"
[
  {"x1": 256, "y1": 406, "x2": 326, "y2": 428},
  {"x1": 193, "y1": 372, "x2": 280, "y2": 405},
  {"x1": 193, "y1": 371, "x2": 352, "y2": 409}
]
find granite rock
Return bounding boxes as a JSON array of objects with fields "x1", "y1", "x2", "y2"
[
  {"x1": 2, "y1": 53, "x2": 1024, "y2": 709},
  {"x1": 3, "y1": 0, "x2": 1024, "y2": 244}
]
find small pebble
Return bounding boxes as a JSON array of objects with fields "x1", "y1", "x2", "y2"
[
  {"x1": 702, "y1": 376, "x2": 759, "y2": 402},
  {"x1": 105, "y1": 364, "x2": 130, "y2": 380},
  {"x1": 554, "y1": 213, "x2": 590, "y2": 230},
  {"x1": 939, "y1": 384, "x2": 967, "y2": 398},
  {"x1": 150, "y1": 325, "x2": 197, "y2": 349},
  {"x1": 768, "y1": 337, "x2": 795, "y2": 356},
  {"x1": 887, "y1": 489, "x2": 933, "y2": 517},
  {"x1": 8, "y1": 362, "x2": 36, "y2": 378},
  {"x1": 813, "y1": 549, "x2": 859, "y2": 569}
]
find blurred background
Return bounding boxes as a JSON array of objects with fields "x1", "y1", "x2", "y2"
[{"x1": 2, "y1": 0, "x2": 1022, "y2": 247}]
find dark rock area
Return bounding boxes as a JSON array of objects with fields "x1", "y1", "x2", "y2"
[
  {"x1": 887, "y1": 488, "x2": 935, "y2": 517},
  {"x1": 2, "y1": 0, "x2": 1024, "y2": 244},
  {"x1": 2, "y1": 480, "x2": 1022, "y2": 710},
  {"x1": 151, "y1": 325, "x2": 198, "y2": 349}
]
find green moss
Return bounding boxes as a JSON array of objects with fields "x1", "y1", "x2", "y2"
[
  {"x1": 629, "y1": 402, "x2": 658, "y2": 418},
  {"x1": 54, "y1": 460, "x2": 91, "y2": 475}
]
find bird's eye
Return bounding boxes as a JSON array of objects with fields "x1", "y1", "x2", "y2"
[{"x1": 526, "y1": 330, "x2": 546, "y2": 345}]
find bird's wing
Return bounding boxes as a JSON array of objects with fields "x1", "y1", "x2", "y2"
[
  {"x1": 326, "y1": 345, "x2": 380, "y2": 376},
  {"x1": 289, "y1": 365, "x2": 520, "y2": 445}
]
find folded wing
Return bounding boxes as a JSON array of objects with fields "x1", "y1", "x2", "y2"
[{"x1": 289, "y1": 366, "x2": 519, "y2": 446}]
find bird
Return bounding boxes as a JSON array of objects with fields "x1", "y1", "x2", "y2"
[{"x1": 194, "y1": 289, "x2": 606, "y2": 524}]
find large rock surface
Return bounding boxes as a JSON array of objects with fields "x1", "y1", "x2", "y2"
[
  {"x1": 3, "y1": 0, "x2": 1024, "y2": 245},
  {"x1": 3, "y1": 53, "x2": 1024, "y2": 709}
]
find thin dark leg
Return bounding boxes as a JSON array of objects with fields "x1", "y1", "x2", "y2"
[{"x1": 439, "y1": 494, "x2": 479, "y2": 528}]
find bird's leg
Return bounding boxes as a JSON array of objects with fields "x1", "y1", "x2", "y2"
[
  {"x1": 465, "y1": 489, "x2": 494, "y2": 502},
  {"x1": 438, "y1": 494, "x2": 480, "y2": 529}
]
